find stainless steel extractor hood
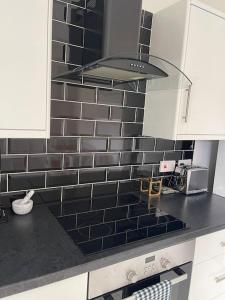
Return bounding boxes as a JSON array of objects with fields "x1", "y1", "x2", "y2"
[{"x1": 54, "y1": 0, "x2": 169, "y2": 83}]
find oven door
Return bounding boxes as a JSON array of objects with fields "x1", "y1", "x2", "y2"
[{"x1": 91, "y1": 262, "x2": 192, "y2": 300}]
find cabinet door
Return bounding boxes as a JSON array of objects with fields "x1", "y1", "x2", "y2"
[
  {"x1": 178, "y1": 4, "x2": 225, "y2": 138},
  {"x1": 0, "y1": 0, "x2": 52, "y2": 138},
  {"x1": 2, "y1": 273, "x2": 88, "y2": 300}
]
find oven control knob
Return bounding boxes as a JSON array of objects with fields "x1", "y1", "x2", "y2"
[
  {"x1": 160, "y1": 257, "x2": 171, "y2": 269},
  {"x1": 127, "y1": 271, "x2": 138, "y2": 284}
]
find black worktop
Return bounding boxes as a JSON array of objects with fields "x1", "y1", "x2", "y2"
[{"x1": 1, "y1": 192, "x2": 225, "y2": 298}]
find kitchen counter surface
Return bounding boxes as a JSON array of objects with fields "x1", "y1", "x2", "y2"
[{"x1": 1, "y1": 192, "x2": 225, "y2": 298}]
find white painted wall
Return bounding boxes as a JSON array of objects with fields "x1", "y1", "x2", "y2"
[{"x1": 142, "y1": 0, "x2": 225, "y2": 13}]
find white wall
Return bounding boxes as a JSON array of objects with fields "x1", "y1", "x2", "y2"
[{"x1": 142, "y1": 0, "x2": 225, "y2": 13}]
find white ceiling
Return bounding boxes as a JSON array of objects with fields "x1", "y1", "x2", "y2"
[{"x1": 142, "y1": 0, "x2": 225, "y2": 13}]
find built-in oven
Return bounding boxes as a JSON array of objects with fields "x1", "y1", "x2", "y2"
[{"x1": 88, "y1": 240, "x2": 195, "y2": 300}]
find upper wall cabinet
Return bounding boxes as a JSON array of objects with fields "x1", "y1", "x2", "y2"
[
  {"x1": 0, "y1": 0, "x2": 52, "y2": 138},
  {"x1": 143, "y1": 0, "x2": 225, "y2": 140}
]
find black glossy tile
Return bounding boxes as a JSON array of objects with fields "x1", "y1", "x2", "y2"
[
  {"x1": 8, "y1": 173, "x2": 45, "y2": 191},
  {"x1": 127, "y1": 228, "x2": 148, "y2": 243},
  {"x1": 50, "y1": 119, "x2": 64, "y2": 136},
  {"x1": 105, "y1": 206, "x2": 128, "y2": 222},
  {"x1": 1, "y1": 155, "x2": 27, "y2": 174},
  {"x1": 57, "y1": 215, "x2": 76, "y2": 230},
  {"x1": 141, "y1": 45, "x2": 150, "y2": 55},
  {"x1": 167, "y1": 220, "x2": 185, "y2": 232},
  {"x1": 164, "y1": 151, "x2": 183, "y2": 161},
  {"x1": 94, "y1": 153, "x2": 120, "y2": 167},
  {"x1": 124, "y1": 92, "x2": 145, "y2": 108},
  {"x1": 183, "y1": 151, "x2": 194, "y2": 160},
  {"x1": 129, "y1": 203, "x2": 149, "y2": 218},
  {"x1": 103, "y1": 233, "x2": 126, "y2": 250},
  {"x1": 108, "y1": 138, "x2": 133, "y2": 152},
  {"x1": 63, "y1": 185, "x2": 92, "y2": 201},
  {"x1": 135, "y1": 138, "x2": 155, "y2": 151},
  {"x1": 132, "y1": 165, "x2": 153, "y2": 179},
  {"x1": 32, "y1": 188, "x2": 61, "y2": 204},
  {"x1": 79, "y1": 169, "x2": 106, "y2": 184},
  {"x1": 96, "y1": 122, "x2": 121, "y2": 137},
  {"x1": 155, "y1": 139, "x2": 175, "y2": 151},
  {"x1": 77, "y1": 210, "x2": 104, "y2": 228},
  {"x1": 47, "y1": 137, "x2": 79, "y2": 153},
  {"x1": 98, "y1": 89, "x2": 124, "y2": 106},
  {"x1": 66, "y1": 84, "x2": 96, "y2": 103},
  {"x1": 93, "y1": 182, "x2": 118, "y2": 197},
  {"x1": 52, "y1": 20, "x2": 83, "y2": 46},
  {"x1": 51, "y1": 100, "x2": 81, "y2": 119},
  {"x1": 122, "y1": 123, "x2": 143, "y2": 137},
  {"x1": 0, "y1": 175, "x2": 7, "y2": 193},
  {"x1": 143, "y1": 11, "x2": 153, "y2": 29},
  {"x1": 111, "y1": 107, "x2": 136, "y2": 122},
  {"x1": 120, "y1": 152, "x2": 143, "y2": 166},
  {"x1": 116, "y1": 218, "x2": 138, "y2": 233},
  {"x1": 83, "y1": 48, "x2": 101, "y2": 65},
  {"x1": 53, "y1": 0, "x2": 67, "y2": 22},
  {"x1": 78, "y1": 239, "x2": 102, "y2": 255},
  {"x1": 63, "y1": 198, "x2": 91, "y2": 215},
  {"x1": 0, "y1": 139, "x2": 7, "y2": 154},
  {"x1": 114, "y1": 81, "x2": 138, "y2": 92},
  {"x1": 84, "y1": 30, "x2": 102, "y2": 51},
  {"x1": 52, "y1": 61, "x2": 80, "y2": 80},
  {"x1": 175, "y1": 141, "x2": 194, "y2": 151},
  {"x1": 8, "y1": 139, "x2": 46, "y2": 154},
  {"x1": 117, "y1": 193, "x2": 140, "y2": 206},
  {"x1": 90, "y1": 222, "x2": 115, "y2": 239},
  {"x1": 82, "y1": 103, "x2": 109, "y2": 120},
  {"x1": 86, "y1": 0, "x2": 104, "y2": 13},
  {"x1": 64, "y1": 154, "x2": 93, "y2": 169},
  {"x1": 140, "y1": 27, "x2": 151, "y2": 46},
  {"x1": 92, "y1": 195, "x2": 117, "y2": 210},
  {"x1": 80, "y1": 137, "x2": 107, "y2": 152},
  {"x1": 28, "y1": 154, "x2": 62, "y2": 171},
  {"x1": 64, "y1": 120, "x2": 95, "y2": 136},
  {"x1": 138, "y1": 80, "x2": 147, "y2": 93},
  {"x1": 136, "y1": 109, "x2": 144, "y2": 122},
  {"x1": 139, "y1": 215, "x2": 158, "y2": 228},
  {"x1": 148, "y1": 224, "x2": 167, "y2": 237},
  {"x1": 52, "y1": 41, "x2": 65, "y2": 62},
  {"x1": 118, "y1": 180, "x2": 140, "y2": 194},
  {"x1": 69, "y1": 228, "x2": 89, "y2": 243},
  {"x1": 66, "y1": 45, "x2": 83, "y2": 65},
  {"x1": 67, "y1": 5, "x2": 84, "y2": 27},
  {"x1": 85, "y1": 10, "x2": 103, "y2": 32},
  {"x1": 47, "y1": 170, "x2": 78, "y2": 187},
  {"x1": 144, "y1": 152, "x2": 164, "y2": 164},
  {"x1": 107, "y1": 167, "x2": 131, "y2": 181}
]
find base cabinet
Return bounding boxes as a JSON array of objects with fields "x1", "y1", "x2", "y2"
[
  {"x1": 2, "y1": 273, "x2": 88, "y2": 300},
  {"x1": 189, "y1": 229, "x2": 225, "y2": 300}
]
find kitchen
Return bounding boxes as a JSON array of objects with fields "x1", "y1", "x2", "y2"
[{"x1": 0, "y1": 0, "x2": 225, "y2": 299}]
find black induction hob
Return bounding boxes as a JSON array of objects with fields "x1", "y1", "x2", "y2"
[{"x1": 49, "y1": 193, "x2": 189, "y2": 256}]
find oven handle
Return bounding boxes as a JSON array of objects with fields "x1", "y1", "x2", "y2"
[{"x1": 103, "y1": 267, "x2": 188, "y2": 300}]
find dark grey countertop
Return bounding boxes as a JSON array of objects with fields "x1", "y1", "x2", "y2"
[{"x1": 1, "y1": 192, "x2": 225, "y2": 298}]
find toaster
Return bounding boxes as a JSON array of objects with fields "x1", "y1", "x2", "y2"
[{"x1": 179, "y1": 167, "x2": 208, "y2": 195}]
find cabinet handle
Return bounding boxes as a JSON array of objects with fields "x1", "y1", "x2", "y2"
[
  {"x1": 215, "y1": 274, "x2": 225, "y2": 283},
  {"x1": 183, "y1": 85, "x2": 192, "y2": 123},
  {"x1": 220, "y1": 241, "x2": 225, "y2": 247}
]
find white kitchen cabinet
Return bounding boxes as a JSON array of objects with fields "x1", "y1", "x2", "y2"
[
  {"x1": 189, "y1": 230, "x2": 225, "y2": 300},
  {"x1": 0, "y1": 0, "x2": 52, "y2": 138},
  {"x1": 143, "y1": 0, "x2": 225, "y2": 140},
  {"x1": 2, "y1": 273, "x2": 88, "y2": 300}
]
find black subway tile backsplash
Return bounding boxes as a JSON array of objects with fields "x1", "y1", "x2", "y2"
[
  {"x1": 0, "y1": 4, "x2": 195, "y2": 201},
  {"x1": 79, "y1": 169, "x2": 106, "y2": 184},
  {"x1": 1, "y1": 155, "x2": 27, "y2": 174},
  {"x1": 28, "y1": 154, "x2": 63, "y2": 172},
  {"x1": 66, "y1": 84, "x2": 96, "y2": 102},
  {"x1": 8, "y1": 173, "x2": 45, "y2": 191}
]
